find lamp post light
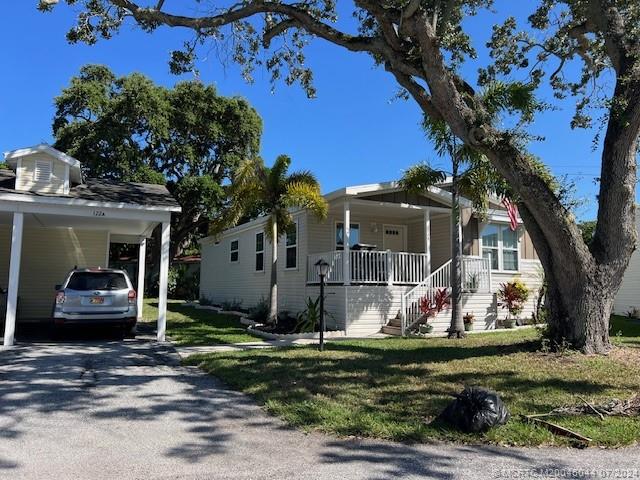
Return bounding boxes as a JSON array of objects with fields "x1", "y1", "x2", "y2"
[{"x1": 314, "y1": 258, "x2": 330, "y2": 352}]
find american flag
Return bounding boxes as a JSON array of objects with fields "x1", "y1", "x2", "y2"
[{"x1": 501, "y1": 197, "x2": 519, "y2": 231}]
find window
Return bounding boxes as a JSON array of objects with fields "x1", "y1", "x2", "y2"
[
  {"x1": 481, "y1": 223, "x2": 519, "y2": 271},
  {"x1": 285, "y1": 223, "x2": 297, "y2": 269},
  {"x1": 255, "y1": 232, "x2": 264, "y2": 272},
  {"x1": 67, "y1": 272, "x2": 128, "y2": 291},
  {"x1": 335, "y1": 222, "x2": 360, "y2": 249},
  {"x1": 230, "y1": 239, "x2": 239, "y2": 263},
  {"x1": 34, "y1": 160, "x2": 52, "y2": 183}
]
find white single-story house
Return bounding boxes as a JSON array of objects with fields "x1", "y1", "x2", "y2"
[
  {"x1": 0, "y1": 144, "x2": 181, "y2": 346},
  {"x1": 200, "y1": 181, "x2": 543, "y2": 336},
  {"x1": 614, "y1": 209, "x2": 640, "y2": 316}
]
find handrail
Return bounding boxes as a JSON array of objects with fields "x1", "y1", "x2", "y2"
[{"x1": 400, "y1": 256, "x2": 491, "y2": 335}]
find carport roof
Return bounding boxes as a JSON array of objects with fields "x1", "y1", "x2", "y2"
[{"x1": 0, "y1": 168, "x2": 179, "y2": 210}]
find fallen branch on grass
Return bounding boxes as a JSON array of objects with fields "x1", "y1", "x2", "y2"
[
  {"x1": 521, "y1": 415, "x2": 592, "y2": 445},
  {"x1": 552, "y1": 393, "x2": 640, "y2": 417}
]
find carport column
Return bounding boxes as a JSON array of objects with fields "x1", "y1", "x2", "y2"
[
  {"x1": 4, "y1": 212, "x2": 24, "y2": 347},
  {"x1": 136, "y1": 237, "x2": 146, "y2": 321},
  {"x1": 343, "y1": 200, "x2": 351, "y2": 286},
  {"x1": 424, "y1": 208, "x2": 431, "y2": 278},
  {"x1": 157, "y1": 222, "x2": 170, "y2": 342}
]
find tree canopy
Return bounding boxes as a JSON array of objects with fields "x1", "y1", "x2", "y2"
[
  {"x1": 53, "y1": 64, "x2": 263, "y2": 258},
  {"x1": 41, "y1": 1, "x2": 640, "y2": 353}
]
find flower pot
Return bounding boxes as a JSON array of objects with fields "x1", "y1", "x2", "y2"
[
  {"x1": 503, "y1": 319, "x2": 516, "y2": 329},
  {"x1": 464, "y1": 323, "x2": 473, "y2": 332}
]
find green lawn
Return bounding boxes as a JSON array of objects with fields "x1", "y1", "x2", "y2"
[
  {"x1": 184, "y1": 316, "x2": 640, "y2": 447},
  {"x1": 141, "y1": 299, "x2": 260, "y2": 345}
]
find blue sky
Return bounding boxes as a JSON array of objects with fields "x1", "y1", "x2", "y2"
[{"x1": 0, "y1": 1, "x2": 614, "y2": 220}]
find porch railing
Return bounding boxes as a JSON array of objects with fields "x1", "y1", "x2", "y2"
[
  {"x1": 307, "y1": 250, "x2": 430, "y2": 285},
  {"x1": 307, "y1": 251, "x2": 344, "y2": 283},
  {"x1": 400, "y1": 256, "x2": 492, "y2": 335}
]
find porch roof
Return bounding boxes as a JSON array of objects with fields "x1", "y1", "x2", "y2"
[{"x1": 324, "y1": 180, "x2": 472, "y2": 208}]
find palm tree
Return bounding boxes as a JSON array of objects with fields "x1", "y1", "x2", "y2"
[
  {"x1": 215, "y1": 155, "x2": 328, "y2": 323},
  {"x1": 400, "y1": 126, "x2": 502, "y2": 338}
]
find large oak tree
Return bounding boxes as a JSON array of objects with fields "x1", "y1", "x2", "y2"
[
  {"x1": 42, "y1": 0, "x2": 640, "y2": 353},
  {"x1": 54, "y1": 64, "x2": 263, "y2": 261}
]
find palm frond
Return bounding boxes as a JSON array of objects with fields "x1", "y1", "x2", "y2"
[
  {"x1": 285, "y1": 170, "x2": 319, "y2": 188},
  {"x1": 267, "y1": 154, "x2": 292, "y2": 198},
  {"x1": 399, "y1": 163, "x2": 448, "y2": 193},
  {"x1": 283, "y1": 181, "x2": 328, "y2": 220}
]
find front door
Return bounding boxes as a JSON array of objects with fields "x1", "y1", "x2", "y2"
[{"x1": 383, "y1": 225, "x2": 406, "y2": 251}]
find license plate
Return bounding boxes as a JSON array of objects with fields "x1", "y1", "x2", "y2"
[{"x1": 90, "y1": 296, "x2": 104, "y2": 304}]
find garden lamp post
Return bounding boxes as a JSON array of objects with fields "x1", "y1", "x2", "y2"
[{"x1": 314, "y1": 258, "x2": 330, "y2": 352}]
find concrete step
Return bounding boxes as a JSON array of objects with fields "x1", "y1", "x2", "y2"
[
  {"x1": 387, "y1": 317, "x2": 401, "y2": 327},
  {"x1": 381, "y1": 325, "x2": 402, "y2": 336}
]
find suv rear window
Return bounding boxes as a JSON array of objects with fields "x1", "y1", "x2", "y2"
[{"x1": 66, "y1": 272, "x2": 128, "y2": 291}]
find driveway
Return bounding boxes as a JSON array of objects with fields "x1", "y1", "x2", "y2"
[{"x1": 0, "y1": 336, "x2": 638, "y2": 480}]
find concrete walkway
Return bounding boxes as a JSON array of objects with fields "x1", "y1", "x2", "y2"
[{"x1": 1, "y1": 337, "x2": 638, "y2": 480}]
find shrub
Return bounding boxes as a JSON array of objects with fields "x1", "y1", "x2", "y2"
[
  {"x1": 498, "y1": 279, "x2": 530, "y2": 320},
  {"x1": 248, "y1": 297, "x2": 270, "y2": 322},
  {"x1": 295, "y1": 296, "x2": 334, "y2": 333},
  {"x1": 168, "y1": 264, "x2": 199, "y2": 300},
  {"x1": 221, "y1": 299, "x2": 243, "y2": 311},
  {"x1": 199, "y1": 296, "x2": 213, "y2": 306}
]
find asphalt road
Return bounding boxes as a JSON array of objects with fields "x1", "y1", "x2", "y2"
[{"x1": 0, "y1": 333, "x2": 638, "y2": 480}]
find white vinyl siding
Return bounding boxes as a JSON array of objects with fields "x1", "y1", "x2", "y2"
[
  {"x1": 15, "y1": 154, "x2": 67, "y2": 194},
  {"x1": 200, "y1": 212, "x2": 308, "y2": 314},
  {"x1": 615, "y1": 212, "x2": 640, "y2": 315},
  {"x1": 0, "y1": 227, "x2": 109, "y2": 319}
]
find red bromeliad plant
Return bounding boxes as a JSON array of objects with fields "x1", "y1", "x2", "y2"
[{"x1": 419, "y1": 288, "x2": 451, "y2": 320}]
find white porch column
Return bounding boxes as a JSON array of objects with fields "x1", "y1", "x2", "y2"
[
  {"x1": 136, "y1": 237, "x2": 146, "y2": 321},
  {"x1": 424, "y1": 208, "x2": 431, "y2": 277},
  {"x1": 157, "y1": 222, "x2": 170, "y2": 342},
  {"x1": 4, "y1": 212, "x2": 24, "y2": 347},
  {"x1": 343, "y1": 200, "x2": 351, "y2": 286}
]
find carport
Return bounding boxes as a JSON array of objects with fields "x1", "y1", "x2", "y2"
[{"x1": 0, "y1": 145, "x2": 181, "y2": 346}]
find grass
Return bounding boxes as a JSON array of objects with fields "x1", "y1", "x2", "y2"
[
  {"x1": 184, "y1": 316, "x2": 640, "y2": 447},
  {"x1": 141, "y1": 298, "x2": 261, "y2": 345}
]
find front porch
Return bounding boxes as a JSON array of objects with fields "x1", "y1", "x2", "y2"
[{"x1": 307, "y1": 250, "x2": 491, "y2": 289}]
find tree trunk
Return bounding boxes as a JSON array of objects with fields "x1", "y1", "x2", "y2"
[
  {"x1": 268, "y1": 219, "x2": 278, "y2": 324},
  {"x1": 448, "y1": 158, "x2": 465, "y2": 338},
  {"x1": 519, "y1": 205, "x2": 626, "y2": 354}
]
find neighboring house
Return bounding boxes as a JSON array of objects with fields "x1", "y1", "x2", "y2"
[
  {"x1": 614, "y1": 210, "x2": 640, "y2": 316},
  {"x1": 0, "y1": 144, "x2": 181, "y2": 346},
  {"x1": 200, "y1": 181, "x2": 543, "y2": 336}
]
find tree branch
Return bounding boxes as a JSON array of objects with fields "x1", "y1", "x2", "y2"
[{"x1": 110, "y1": 0, "x2": 381, "y2": 54}]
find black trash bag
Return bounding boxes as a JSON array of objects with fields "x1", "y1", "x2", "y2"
[{"x1": 439, "y1": 386, "x2": 510, "y2": 433}]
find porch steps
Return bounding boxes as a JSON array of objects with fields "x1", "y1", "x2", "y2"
[{"x1": 381, "y1": 317, "x2": 402, "y2": 336}]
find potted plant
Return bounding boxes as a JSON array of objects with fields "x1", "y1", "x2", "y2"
[
  {"x1": 419, "y1": 323, "x2": 434, "y2": 334},
  {"x1": 465, "y1": 273, "x2": 479, "y2": 293},
  {"x1": 498, "y1": 280, "x2": 530, "y2": 329},
  {"x1": 412, "y1": 288, "x2": 451, "y2": 336},
  {"x1": 463, "y1": 312, "x2": 474, "y2": 331}
]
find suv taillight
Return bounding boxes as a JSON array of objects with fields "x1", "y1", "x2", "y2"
[
  {"x1": 55, "y1": 291, "x2": 66, "y2": 304},
  {"x1": 128, "y1": 290, "x2": 137, "y2": 304}
]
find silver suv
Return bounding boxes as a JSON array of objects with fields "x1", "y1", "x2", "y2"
[{"x1": 53, "y1": 268, "x2": 138, "y2": 334}]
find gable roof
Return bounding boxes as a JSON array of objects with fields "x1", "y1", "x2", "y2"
[
  {"x1": 4, "y1": 144, "x2": 83, "y2": 184},
  {"x1": 324, "y1": 180, "x2": 472, "y2": 207}
]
